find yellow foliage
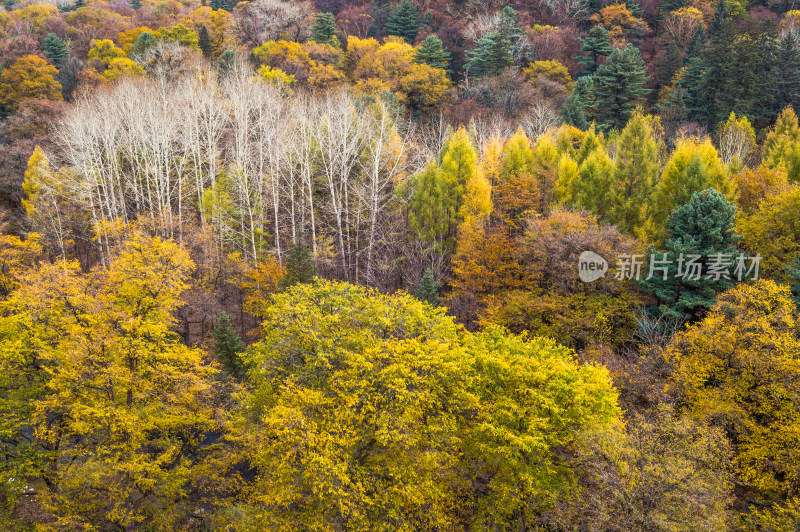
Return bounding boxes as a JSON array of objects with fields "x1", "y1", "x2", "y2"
[{"x1": 0, "y1": 55, "x2": 62, "y2": 111}]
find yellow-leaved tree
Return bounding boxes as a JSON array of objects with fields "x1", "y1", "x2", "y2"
[
  {"x1": 226, "y1": 280, "x2": 621, "y2": 530},
  {"x1": 0, "y1": 232, "x2": 220, "y2": 529},
  {"x1": 665, "y1": 280, "x2": 800, "y2": 500}
]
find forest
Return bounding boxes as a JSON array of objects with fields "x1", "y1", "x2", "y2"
[{"x1": 1, "y1": 0, "x2": 800, "y2": 528}]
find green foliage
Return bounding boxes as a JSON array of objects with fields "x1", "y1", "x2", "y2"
[
  {"x1": 130, "y1": 0, "x2": 140, "y2": 9},
  {"x1": 576, "y1": 26, "x2": 613, "y2": 76},
  {"x1": 560, "y1": 75, "x2": 593, "y2": 130},
  {"x1": 130, "y1": 30, "x2": 156, "y2": 56},
  {"x1": 415, "y1": 267, "x2": 438, "y2": 305},
  {"x1": 198, "y1": 24, "x2": 212, "y2": 59},
  {"x1": 415, "y1": 34, "x2": 450, "y2": 71},
  {"x1": 212, "y1": 311, "x2": 244, "y2": 377},
  {"x1": 609, "y1": 111, "x2": 660, "y2": 234},
  {"x1": 385, "y1": 0, "x2": 420, "y2": 44},
  {"x1": 466, "y1": 30, "x2": 514, "y2": 77},
  {"x1": 42, "y1": 33, "x2": 68, "y2": 66},
  {"x1": 279, "y1": 237, "x2": 317, "y2": 289},
  {"x1": 310, "y1": 12, "x2": 340, "y2": 46},
  {"x1": 640, "y1": 189, "x2": 740, "y2": 321},
  {"x1": 591, "y1": 43, "x2": 650, "y2": 132}
]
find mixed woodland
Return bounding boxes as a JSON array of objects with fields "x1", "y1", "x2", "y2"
[{"x1": 2, "y1": 0, "x2": 800, "y2": 528}]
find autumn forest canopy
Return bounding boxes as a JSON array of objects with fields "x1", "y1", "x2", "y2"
[{"x1": 2, "y1": 0, "x2": 800, "y2": 528}]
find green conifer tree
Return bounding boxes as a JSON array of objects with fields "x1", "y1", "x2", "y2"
[
  {"x1": 130, "y1": 0, "x2": 141, "y2": 9},
  {"x1": 576, "y1": 26, "x2": 613, "y2": 76},
  {"x1": 415, "y1": 34, "x2": 450, "y2": 71},
  {"x1": 209, "y1": 0, "x2": 226, "y2": 11},
  {"x1": 198, "y1": 25, "x2": 213, "y2": 60},
  {"x1": 385, "y1": 0, "x2": 420, "y2": 44},
  {"x1": 43, "y1": 33, "x2": 69, "y2": 67},
  {"x1": 279, "y1": 237, "x2": 317, "y2": 290},
  {"x1": 560, "y1": 76, "x2": 593, "y2": 129},
  {"x1": 639, "y1": 189, "x2": 740, "y2": 321},
  {"x1": 212, "y1": 311, "x2": 244, "y2": 377},
  {"x1": 591, "y1": 43, "x2": 650, "y2": 132},
  {"x1": 310, "y1": 12, "x2": 340, "y2": 45},
  {"x1": 466, "y1": 30, "x2": 514, "y2": 77},
  {"x1": 415, "y1": 267, "x2": 439, "y2": 306},
  {"x1": 218, "y1": 50, "x2": 236, "y2": 77},
  {"x1": 787, "y1": 258, "x2": 800, "y2": 311}
]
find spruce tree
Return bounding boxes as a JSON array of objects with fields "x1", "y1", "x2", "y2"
[
  {"x1": 385, "y1": 0, "x2": 420, "y2": 44},
  {"x1": 625, "y1": 0, "x2": 643, "y2": 18},
  {"x1": 74, "y1": 0, "x2": 85, "y2": 7},
  {"x1": 212, "y1": 312, "x2": 244, "y2": 377},
  {"x1": 639, "y1": 189, "x2": 740, "y2": 321},
  {"x1": 591, "y1": 43, "x2": 650, "y2": 132},
  {"x1": 310, "y1": 12, "x2": 340, "y2": 46},
  {"x1": 495, "y1": 6, "x2": 532, "y2": 64},
  {"x1": 130, "y1": 31, "x2": 156, "y2": 56},
  {"x1": 279, "y1": 237, "x2": 317, "y2": 290},
  {"x1": 198, "y1": 25, "x2": 213, "y2": 60},
  {"x1": 209, "y1": 0, "x2": 226, "y2": 11},
  {"x1": 560, "y1": 76, "x2": 592, "y2": 130},
  {"x1": 415, "y1": 34, "x2": 450, "y2": 71},
  {"x1": 466, "y1": 30, "x2": 514, "y2": 77},
  {"x1": 576, "y1": 26, "x2": 613, "y2": 76},
  {"x1": 43, "y1": 33, "x2": 68, "y2": 67},
  {"x1": 130, "y1": 0, "x2": 141, "y2": 9},
  {"x1": 415, "y1": 267, "x2": 439, "y2": 306},
  {"x1": 775, "y1": 34, "x2": 800, "y2": 118}
]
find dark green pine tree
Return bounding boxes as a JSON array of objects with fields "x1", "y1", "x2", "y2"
[
  {"x1": 385, "y1": 0, "x2": 420, "y2": 44},
  {"x1": 466, "y1": 30, "x2": 514, "y2": 77},
  {"x1": 655, "y1": 40, "x2": 684, "y2": 90},
  {"x1": 415, "y1": 267, "x2": 439, "y2": 306},
  {"x1": 279, "y1": 237, "x2": 317, "y2": 290},
  {"x1": 130, "y1": 0, "x2": 141, "y2": 9},
  {"x1": 198, "y1": 25, "x2": 213, "y2": 60},
  {"x1": 415, "y1": 34, "x2": 450, "y2": 71},
  {"x1": 575, "y1": 26, "x2": 613, "y2": 77},
  {"x1": 560, "y1": 76, "x2": 593, "y2": 130},
  {"x1": 687, "y1": 0, "x2": 760, "y2": 130},
  {"x1": 74, "y1": 0, "x2": 85, "y2": 7},
  {"x1": 775, "y1": 34, "x2": 800, "y2": 119},
  {"x1": 131, "y1": 31, "x2": 156, "y2": 56},
  {"x1": 787, "y1": 258, "x2": 800, "y2": 311},
  {"x1": 639, "y1": 189, "x2": 740, "y2": 322},
  {"x1": 751, "y1": 17, "x2": 779, "y2": 128},
  {"x1": 591, "y1": 43, "x2": 650, "y2": 132},
  {"x1": 495, "y1": 6, "x2": 532, "y2": 64},
  {"x1": 625, "y1": 0, "x2": 643, "y2": 18},
  {"x1": 209, "y1": 0, "x2": 227, "y2": 11},
  {"x1": 310, "y1": 12, "x2": 340, "y2": 45},
  {"x1": 43, "y1": 33, "x2": 69, "y2": 67},
  {"x1": 212, "y1": 312, "x2": 244, "y2": 377}
]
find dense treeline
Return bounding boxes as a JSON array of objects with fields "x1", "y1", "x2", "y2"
[{"x1": 3, "y1": 0, "x2": 800, "y2": 529}]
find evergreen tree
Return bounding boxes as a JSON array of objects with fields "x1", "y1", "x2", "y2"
[
  {"x1": 130, "y1": 0, "x2": 141, "y2": 9},
  {"x1": 592, "y1": 43, "x2": 650, "y2": 132},
  {"x1": 212, "y1": 312, "x2": 244, "y2": 377},
  {"x1": 576, "y1": 26, "x2": 613, "y2": 77},
  {"x1": 130, "y1": 31, "x2": 156, "y2": 56},
  {"x1": 74, "y1": 0, "x2": 85, "y2": 6},
  {"x1": 625, "y1": 0, "x2": 643, "y2": 17},
  {"x1": 279, "y1": 237, "x2": 317, "y2": 290},
  {"x1": 198, "y1": 25, "x2": 213, "y2": 60},
  {"x1": 495, "y1": 6, "x2": 533, "y2": 64},
  {"x1": 209, "y1": 0, "x2": 227, "y2": 11},
  {"x1": 310, "y1": 12, "x2": 340, "y2": 46},
  {"x1": 415, "y1": 267, "x2": 439, "y2": 306},
  {"x1": 560, "y1": 76, "x2": 592, "y2": 130},
  {"x1": 466, "y1": 30, "x2": 514, "y2": 77},
  {"x1": 385, "y1": 0, "x2": 420, "y2": 44},
  {"x1": 775, "y1": 34, "x2": 800, "y2": 121},
  {"x1": 415, "y1": 34, "x2": 450, "y2": 71},
  {"x1": 42, "y1": 33, "x2": 68, "y2": 67},
  {"x1": 639, "y1": 189, "x2": 740, "y2": 321},
  {"x1": 610, "y1": 111, "x2": 660, "y2": 235}
]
